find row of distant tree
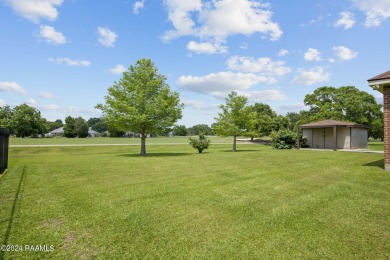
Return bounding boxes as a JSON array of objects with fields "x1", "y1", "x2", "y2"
[
  {"x1": 0, "y1": 58, "x2": 384, "y2": 147},
  {"x1": 0, "y1": 85, "x2": 384, "y2": 141},
  {"x1": 0, "y1": 104, "x2": 217, "y2": 138},
  {"x1": 0, "y1": 104, "x2": 120, "y2": 138}
]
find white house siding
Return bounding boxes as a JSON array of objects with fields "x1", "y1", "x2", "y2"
[
  {"x1": 351, "y1": 128, "x2": 368, "y2": 149},
  {"x1": 337, "y1": 127, "x2": 350, "y2": 149}
]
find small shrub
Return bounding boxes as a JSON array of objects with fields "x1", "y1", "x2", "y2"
[
  {"x1": 270, "y1": 129, "x2": 297, "y2": 149},
  {"x1": 189, "y1": 133, "x2": 211, "y2": 153},
  {"x1": 300, "y1": 136, "x2": 310, "y2": 148},
  {"x1": 271, "y1": 130, "x2": 310, "y2": 149}
]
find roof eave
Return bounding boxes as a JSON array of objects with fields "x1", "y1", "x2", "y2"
[
  {"x1": 300, "y1": 125, "x2": 369, "y2": 129},
  {"x1": 368, "y1": 77, "x2": 390, "y2": 93}
]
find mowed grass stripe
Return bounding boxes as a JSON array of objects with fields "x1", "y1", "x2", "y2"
[
  {"x1": 0, "y1": 144, "x2": 389, "y2": 259},
  {"x1": 9, "y1": 136, "x2": 234, "y2": 146}
]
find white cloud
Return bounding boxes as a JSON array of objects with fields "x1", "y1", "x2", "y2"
[
  {"x1": 333, "y1": 46, "x2": 358, "y2": 60},
  {"x1": 187, "y1": 40, "x2": 228, "y2": 54},
  {"x1": 291, "y1": 67, "x2": 330, "y2": 86},
  {"x1": 0, "y1": 81, "x2": 27, "y2": 95},
  {"x1": 198, "y1": 0, "x2": 282, "y2": 41},
  {"x1": 177, "y1": 71, "x2": 270, "y2": 99},
  {"x1": 183, "y1": 100, "x2": 219, "y2": 110},
  {"x1": 304, "y1": 48, "x2": 322, "y2": 61},
  {"x1": 227, "y1": 56, "x2": 291, "y2": 79},
  {"x1": 0, "y1": 99, "x2": 6, "y2": 107},
  {"x1": 26, "y1": 98, "x2": 37, "y2": 106},
  {"x1": 109, "y1": 64, "x2": 127, "y2": 74},
  {"x1": 48, "y1": 57, "x2": 91, "y2": 66},
  {"x1": 353, "y1": 0, "x2": 390, "y2": 27},
  {"x1": 163, "y1": 0, "x2": 282, "y2": 43},
  {"x1": 39, "y1": 91, "x2": 54, "y2": 99},
  {"x1": 38, "y1": 25, "x2": 66, "y2": 45},
  {"x1": 334, "y1": 12, "x2": 355, "y2": 29},
  {"x1": 42, "y1": 104, "x2": 59, "y2": 110},
  {"x1": 277, "y1": 49, "x2": 289, "y2": 57},
  {"x1": 4, "y1": 0, "x2": 63, "y2": 23},
  {"x1": 239, "y1": 90, "x2": 288, "y2": 102},
  {"x1": 133, "y1": 0, "x2": 145, "y2": 14},
  {"x1": 65, "y1": 106, "x2": 101, "y2": 117},
  {"x1": 239, "y1": 42, "x2": 248, "y2": 49},
  {"x1": 279, "y1": 104, "x2": 307, "y2": 111},
  {"x1": 162, "y1": 0, "x2": 202, "y2": 41},
  {"x1": 308, "y1": 15, "x2": 324, "y2": 25},
  {"x1": 97, "y1": 27, "x2": 117, "y2": 47}
]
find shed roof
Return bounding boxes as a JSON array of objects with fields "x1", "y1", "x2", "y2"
[{"x1": 299, "y1": 119, "x2": 369, "y2": 129}]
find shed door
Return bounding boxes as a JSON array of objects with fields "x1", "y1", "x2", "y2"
[{"x1": 312, "y1": 128, "x2": 325, "y2": 149}]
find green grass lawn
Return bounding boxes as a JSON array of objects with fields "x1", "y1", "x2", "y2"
[
  {"x1": 369, "y1": 141, "x2": 384, "y2": 151},
  {"x1": 1, "y1": 144, "x2": 389, "y2": 259},
  {"x1": 9, "y1": 136, "x2": 233, "y2": 146}
]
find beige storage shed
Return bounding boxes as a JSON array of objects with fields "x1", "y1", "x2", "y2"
[{"x1": 298, "y1": 120, "x2": 369, "y2": 150}]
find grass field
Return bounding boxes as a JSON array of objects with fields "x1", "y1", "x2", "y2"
[
  {"x1": 9, "y1": 136, "x2": 234, "y2": 146},
  {"x1": 368, "y1": 141, "x2": 384, "y2": 151},
  {"x1": 1, "y1": 143, "x2": 389, "y2": 259}
]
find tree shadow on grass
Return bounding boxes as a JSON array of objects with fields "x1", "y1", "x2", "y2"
[
  {"x1": 221, "y1": 149, "x2": 259, "y2": 153},
  {"x1": 363, "y1": 159, "x2": 384, "y2": 169},
  {"x1": 0, "y1": 166, "x2": 26, "y2": 260},
  {"x1": 119, "y1": 152, "x2": 191, "y2": 158}
]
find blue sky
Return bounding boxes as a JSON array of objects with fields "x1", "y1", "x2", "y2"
[{"x1": 0, "y1": 0, "x2": 389, "y2": 127}]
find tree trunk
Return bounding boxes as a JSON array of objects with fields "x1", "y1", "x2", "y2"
[
  {"x1": 232, "y1": 135, "x2": 237, "y2": 152},
  {"x1": 140, "y1": 134, "x2": 146, "y2": 156}
]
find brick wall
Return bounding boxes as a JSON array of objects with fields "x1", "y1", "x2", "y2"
[{"x1": 384, "y1": 86, "x2": 390, "y2": 170}]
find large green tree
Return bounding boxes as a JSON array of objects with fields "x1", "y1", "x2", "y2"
[
  {"x1": 304, "y1": 86, "x2": 383, "y2": 138},
  {"x1": 0, "y1": 105, "x2": 13, "y2": 132},
  {"x1": 75, "y1": 117, "x2": 89, "y2": 138},
  {"x1": 9, "y1": 104, "x2": 48, "y2": 137},
  {"x1": 187, "y1": 124, "x2": 213, "y2": 136},
  {"x1": 285, "y1": 112, "x2": 301, "y2": 130},
  {"x1": 92, "y1": 118, "x2": 108, "y2": 135},
  {"x1": 96, "y1": 58, "x2": 183, "y2": 156},
  {"x1": 64, "y1": 116, "x2": 77, "y2": 138},
  {"x1": 248, "y1": 103, "x2": 290, "y2": 139},
  {"x1": 47, "y1": 119, "x2": 63, "y2": 131},
  {"x1": 214, "y1": 91, "x2": 256, "y2": 152},
  {"x1": 172, "y1": 125, "x2": 188, "y2": 136},
  {"x1": 87, "y1": 117, "x2": 101, "y2": 127}
]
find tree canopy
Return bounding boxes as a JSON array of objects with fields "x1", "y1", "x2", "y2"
[
  {"x1": 249, "y1": 103, "x2": 289, "y2": 139},
  {"x1": 96, "y1": 58, "x2": 183, "y2": 156},
  {"x1": 303, "y1": 86, "x2": 383, "y2": 139},
  {"x1": 0, "y1": 105, "x2": 13, "y2": 132},
  {"x1": 188, "y1": 124, "x2": 213, "y2": 136},
  {"x1": 64, "y1": 116, "x2": 77, "y2": 138},
  {"x1": 9, "y1": 104, "x2": 48, "y2": 138},
  {"x1": 75, "y1": 117, "x2": 89, "y2": 138},
  {"x1": 173, "y1": 125, "x2": 188, "y2": 136},
  {"x1": 214, "y1": 91, "x2": 256, "y2": 151}
]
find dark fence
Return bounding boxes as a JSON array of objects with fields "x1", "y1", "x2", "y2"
[{"x1": 0, "y1": 128, "x2": 10, "y2": 174}]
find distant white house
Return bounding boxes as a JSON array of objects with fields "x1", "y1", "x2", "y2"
[
  {"x1": 48, "y1": 127, "x2": 64, "y2": 137},
  {"x1": 88, "y1": 127, "x2": 99, "y2": 137},
  {"x1": 47, "y1": 127, "x2": 100, "y2": 137}
]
